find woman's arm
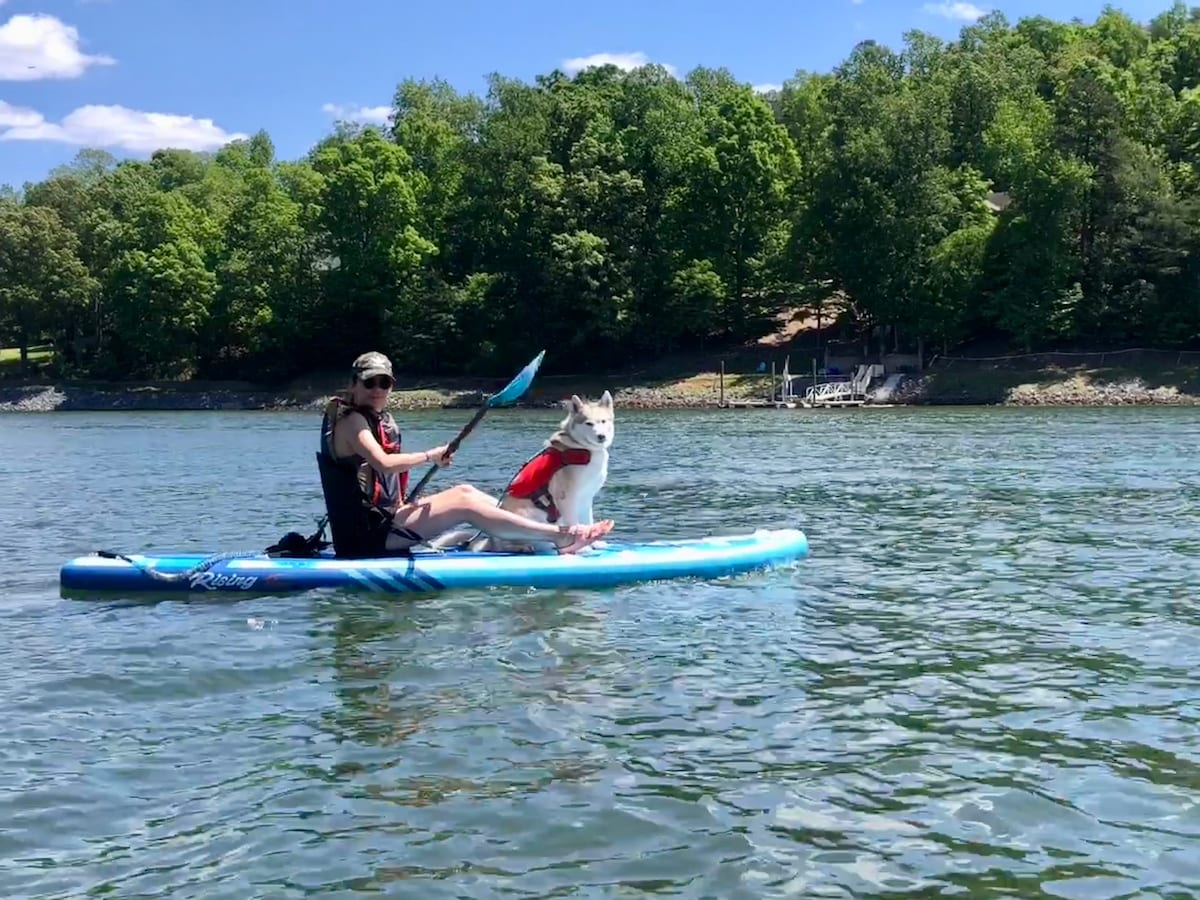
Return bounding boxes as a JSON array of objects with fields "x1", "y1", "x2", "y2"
[{"x1": 345, "y1": 414, "x2": 449, "y2": 473}]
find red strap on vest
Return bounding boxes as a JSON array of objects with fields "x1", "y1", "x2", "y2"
[
  {"x1": 507, "y1": 447, "x2": 591, "y2": 499},
  {"x1": 375, "y1": 417, "x2": 406, "y2": 503}
]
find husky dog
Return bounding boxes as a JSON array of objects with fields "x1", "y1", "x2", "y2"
[{"x1": 431, "y1": 391, "x2": 615, "y2": 553}]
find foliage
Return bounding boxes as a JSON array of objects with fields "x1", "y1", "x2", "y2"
[{"x1": 6, "y1": 4, "x2": 1200, "y2": 379}]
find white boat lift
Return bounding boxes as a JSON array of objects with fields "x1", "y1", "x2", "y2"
[
  {"x1": 796, "y1": 364, "x2": 882, "y2": 407},
  {"x1": 718, "y1": 356, "x2": 905, "y2": 409}
]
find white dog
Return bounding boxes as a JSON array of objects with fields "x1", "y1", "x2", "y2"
[{"x1": 432, "y1": 391, "x2": 614, "y2": 553}]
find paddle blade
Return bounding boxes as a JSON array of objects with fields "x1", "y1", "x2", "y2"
[{"x1": 487, "y1": 349, "x2": 545, "y2": 407}]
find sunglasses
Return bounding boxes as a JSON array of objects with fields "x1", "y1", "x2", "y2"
[{"x1": 361, "y1": 375, "x2": 394, "y2": 390}]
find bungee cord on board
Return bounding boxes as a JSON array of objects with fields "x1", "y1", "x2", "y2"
[{"x1": 94, "y1": 516, "x2": 332, "y2": 583}]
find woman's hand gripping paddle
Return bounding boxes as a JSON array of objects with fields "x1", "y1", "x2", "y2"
[{"x1": 406, "y1": 350, "x2": 546, "y2": 502}]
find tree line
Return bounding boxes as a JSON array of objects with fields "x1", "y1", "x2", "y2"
[{"x1": 5, "y1": 3, "x2": 1200, "y2": 381}]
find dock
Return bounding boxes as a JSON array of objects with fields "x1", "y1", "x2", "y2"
[
  {"x1": 716, "y1": 357, "x2": 909, "y2": 410},
  {"x1": 721, "y1": 398, "x2": 797, "y2": 409}
]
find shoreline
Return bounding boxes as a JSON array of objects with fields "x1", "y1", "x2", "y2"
[{"x1": 3, "y1": 365, "x2": 1200, "y2": 411}]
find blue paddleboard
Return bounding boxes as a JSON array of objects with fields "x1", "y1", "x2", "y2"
[{"x1": 59, "y1": 528, "x2": 809, "y2": 595}]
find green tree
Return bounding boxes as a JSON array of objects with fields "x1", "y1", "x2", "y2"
[{"x1": 0, "y1": 203, "x2": 97, "y2": 370}]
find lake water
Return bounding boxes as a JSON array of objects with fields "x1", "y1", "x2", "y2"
[{"x1": 2, "y1": 405, "x2": 1198, "y2": 898}]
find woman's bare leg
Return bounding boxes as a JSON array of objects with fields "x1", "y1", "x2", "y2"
[{"x1": 392, "y1": 484, "x2": 613, "y2": 553}]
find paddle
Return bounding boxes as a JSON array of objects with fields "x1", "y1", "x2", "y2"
[{"x1": 406, "y1": 349, "x2": 546, "y2": 502}]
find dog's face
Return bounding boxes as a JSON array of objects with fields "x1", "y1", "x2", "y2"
[{"x1": 562, "y1": 391, "x2": 614, "y2": 448}]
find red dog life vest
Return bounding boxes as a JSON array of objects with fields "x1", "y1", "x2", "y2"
[{"x1": 506, "y1": 446, "x2": 592, "y2": 522}]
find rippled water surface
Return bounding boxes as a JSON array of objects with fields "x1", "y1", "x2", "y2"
[{"x1": 2, "y1": 405, "x2": 1199, "y2": 898}]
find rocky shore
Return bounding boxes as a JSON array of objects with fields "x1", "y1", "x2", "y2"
[
  {"x1": 0, "y1": 385, "x2": 305, "y2": 413},
  {"x1": 3, "y1": 367, "x2": 1199, "y2": 412},
  {"x1": 0, "y1": 382, "x2": 717, "y2": 413},
  {"x1": 894, "y1": 370, "x2": 1200, "y2": 406}
]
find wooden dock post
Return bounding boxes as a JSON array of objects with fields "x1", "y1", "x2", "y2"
[{"x1": 719, "y1": 360, "x2": 725, "y2": 408}]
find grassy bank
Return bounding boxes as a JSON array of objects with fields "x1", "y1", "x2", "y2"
[{"x1": 287, "y1": 355, "x2": 780, "y2": 410}]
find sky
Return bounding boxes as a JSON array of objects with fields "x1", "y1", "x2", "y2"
[{"x1": 0, "y1": 0, "x2": 1174, "y2": 190}]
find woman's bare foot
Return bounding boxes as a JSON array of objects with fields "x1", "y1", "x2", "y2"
[{"x1": 555, "y1": 520, "x2": 615, "y2": 554}]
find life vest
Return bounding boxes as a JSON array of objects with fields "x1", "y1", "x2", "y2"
[
  {"x1": 506, "y1": 444, "x2": 592, "y2": 522},
  {"x1": 316, "y1": 396, "x2": 406, "y2": 558}
]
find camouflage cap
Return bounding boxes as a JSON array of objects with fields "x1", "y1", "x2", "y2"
[{"x1": 352, "y1": 351, "x2": 393, "y2": 381}]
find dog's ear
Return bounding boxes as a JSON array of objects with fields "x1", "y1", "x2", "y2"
[
  {"x1": 599, "y1": 390, "x2": 613, "y2": 408},
  {"x1": 562, "y1": 394, "x2": 584, "y2": 413}
]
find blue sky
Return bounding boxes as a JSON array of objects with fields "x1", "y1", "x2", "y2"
[{"x1": 0, "y1": 0, "x2": 1172, "y2": 190}]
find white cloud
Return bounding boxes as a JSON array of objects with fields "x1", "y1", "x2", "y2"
[
  {"x1": 0, "y1": 13, "x2": 115, "y2": 80},
  {"x1": 561, "y1": 51, "x2": 678, "y2": 78},
  {"x1": 753, "y1": 83, "x2": 782, "y2": 94},
  {"x1": 0, "y1": 104, "x2": 246, "y2": 152},
  {"x1": 0, "y1": 99, "x2": 41, "y2": 127},
  {"x1": 922, "y1": 1, "x2": 986, "y2": 21},
  {"x1": 321, "y1": 102, "x2": 391, "y2": 124}
]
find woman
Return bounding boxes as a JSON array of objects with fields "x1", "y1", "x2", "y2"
[{"x1": 318, "y1": 351, "x2": 614, "y2": 557}]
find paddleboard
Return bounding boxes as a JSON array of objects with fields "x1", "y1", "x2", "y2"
[{"x1": 59, "y1": 528, "x2": 808, "y2": 596}]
